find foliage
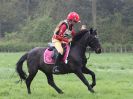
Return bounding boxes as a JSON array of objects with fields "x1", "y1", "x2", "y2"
[
  {"x1": 20, "y1": 15, "x2": 54, "y2": 42},
  {"x1": 0, "y1": 0, "x2": 133, "y2": 52},
  {"x1": 0, "y1": 39, "x2": 47, "y2": 52}
]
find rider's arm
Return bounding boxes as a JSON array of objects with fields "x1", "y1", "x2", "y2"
[
  {"x1": 71, "y1": 28, "x2": 76, "y2": 37},
  {"x1": 54, "y1": 24, "x2": 69, "y2": 43}
]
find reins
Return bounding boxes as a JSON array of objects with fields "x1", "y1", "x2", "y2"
[
  {"x1": 72, "y1": 40, "x2": 92, "y2": 61},
  {"x1": 87, "y1": 48, "x2": 91, "y2": 60}
]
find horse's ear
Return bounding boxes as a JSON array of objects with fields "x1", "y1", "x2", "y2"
[
  {"x1": 94, "y1": 29, "x2": 98, "y2": 35},
  {"x1": 93, "y1": 29, "x2": 99, "y2": 38},
  {"x1": 90, "y1": 28, "x2": 93, "y2": 34},
  {"x1": 90, "y1": 28, "x2": 98, "y2": 36},
  {"x1": 90, "y1": 28, "x2": 93, "y2": 31}
]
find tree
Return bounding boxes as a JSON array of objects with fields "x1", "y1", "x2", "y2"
[{"x1": 92, "y1": 0, "x2": 97, "y2": 28}]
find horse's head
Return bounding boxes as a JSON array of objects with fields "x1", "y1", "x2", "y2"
[
  {"x1": 87, "y1": 28, "x2": 102, "y2": 54},
  {"x1": 72, "y1": 28, "x2": 102, "y2": 54}
]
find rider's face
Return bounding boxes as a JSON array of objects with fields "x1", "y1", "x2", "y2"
[{"x1": 69, "y1": 20, "x2": 77, "y2": 25}]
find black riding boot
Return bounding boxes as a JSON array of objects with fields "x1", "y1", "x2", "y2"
[
  {"x1": 53, "y1": 53, "x2": 62, "y2": 73},
  {"x1": 55, "y1": 53, "x2": 62, "y2": 66}
]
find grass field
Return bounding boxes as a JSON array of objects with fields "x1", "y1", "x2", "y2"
[{"x1": 0, "y1": 52, "x2": 133, "y2": 99}]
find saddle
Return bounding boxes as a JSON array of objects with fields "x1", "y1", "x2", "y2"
[{"x1": 43, "y1": 43, "x2": 70, "y2": 64}]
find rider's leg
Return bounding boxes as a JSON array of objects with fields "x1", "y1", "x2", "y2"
[
  {"x1": 54, "y1": 40, "x2": 63, "y2": 65},
  {"x1": 52, "y1": 39, "x2": 64, "y2": 55},
  {"x1": 52, "y1": 39, "x2": 63, "y2": 73},
  {"x1": 54, "y1": 53, "x2": 62, "y2": 66}
]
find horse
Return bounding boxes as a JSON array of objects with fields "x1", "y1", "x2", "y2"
[{"x1": 16, "y1": 28, "x2": 102, "y2": 94}]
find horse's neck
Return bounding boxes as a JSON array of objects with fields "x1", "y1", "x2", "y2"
[
  {"x1": 77, "y1": 33, "x2": 88, "y2": 47},
  {"x1": 72, "y1": 33, "x2": 88, "y2": 56}
]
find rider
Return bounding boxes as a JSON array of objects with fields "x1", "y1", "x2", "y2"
[{"x1": 52, "y1": 12, "x2": 81, "y2": 69}]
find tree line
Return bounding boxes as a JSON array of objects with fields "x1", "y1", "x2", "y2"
[{"x1": 0, "y1": 0, "x2": 132, "y2": 52}]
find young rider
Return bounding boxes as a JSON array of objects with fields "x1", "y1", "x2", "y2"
[{"x1": 52, "y1": 12, "x2": 81, "y2": 69}]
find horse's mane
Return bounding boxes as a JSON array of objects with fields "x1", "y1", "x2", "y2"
[{"x1": 73, "y1": 29, "x2": 89, "y2": 42}]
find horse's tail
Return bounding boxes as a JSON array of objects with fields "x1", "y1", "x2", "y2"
[{"x1": 16, "y1": 53, "x2": 28, "y2": 81}]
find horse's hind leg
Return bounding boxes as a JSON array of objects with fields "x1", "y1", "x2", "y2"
[
  {"x1": 45, "y1": 73, "x2": 63, "y2": 94},
  {"x1": 26, "y1": 65, "x2": 38, "y2": 94},
  {"x1": 82, "y1": 67, "x2": 96, "y2": 88}
]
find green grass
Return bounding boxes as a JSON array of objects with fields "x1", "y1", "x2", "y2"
[{"x1": 0, "y1": 52, "x2": 133, "y2": 99}]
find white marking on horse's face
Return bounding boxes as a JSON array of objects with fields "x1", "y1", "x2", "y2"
[{"x1": 95, "y1": 35, "x2": 99, "y2": 38}]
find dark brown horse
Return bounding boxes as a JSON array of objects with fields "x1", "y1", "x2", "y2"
[{"x1": 16, "y1": 28, "x2": 102, "y2": 94}]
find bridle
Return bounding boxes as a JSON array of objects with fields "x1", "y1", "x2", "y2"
[{"x1": 73, "y1": 34, "x2": 98, "y2": 60}]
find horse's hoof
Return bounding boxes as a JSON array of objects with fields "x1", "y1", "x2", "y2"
[
  {"x1": 88, "y1": 87, "x2": 95, "y2": 93},
  {"x1": 90, "y1": 84, "x2": 95, "y2": 89},
  {"x1": 28, "y1": 92, "x2": 31, "y2": 94},
  {"x1": 58, "y1": 91, "x2": 64, "y2": 94},
  {"x1": 90, "y1": 89, "x2": 95, "y2": 93},
  {"x1": 57, "y1": 89, "x2": 64, "y2": 94}
]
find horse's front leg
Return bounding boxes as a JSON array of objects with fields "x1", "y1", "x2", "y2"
[
  {"x1": 82, "y1": 67, "x2": 96, "y2": 88},
  {"x1": 75, "y1": 68, "x2": 94, "y2": 93}
]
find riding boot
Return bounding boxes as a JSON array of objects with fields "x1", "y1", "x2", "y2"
[
  {"x1": 53, "y1": 53, "x2": 62, "y2": 73},
  {"x1": 55, "y1": 53, "x2": 62, "y2": 66}
]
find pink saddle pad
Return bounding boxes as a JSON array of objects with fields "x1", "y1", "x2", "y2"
[{"x1": 43, "y1": 45, "x2": 70, "y2": 64}]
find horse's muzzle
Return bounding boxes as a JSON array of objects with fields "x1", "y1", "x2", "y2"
[{"x1": 95, "y1": 48, "x2": 102, "y2": 54}]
